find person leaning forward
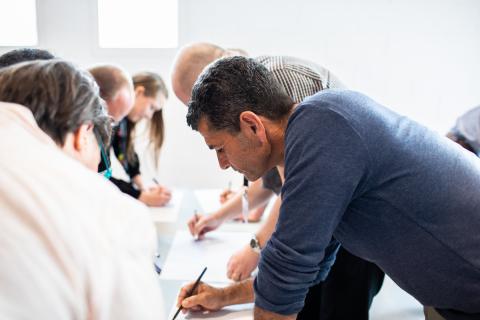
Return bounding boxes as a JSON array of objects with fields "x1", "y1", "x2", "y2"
[{"x1": 181, "y1": 56, "x2": 480, "y2": 320}]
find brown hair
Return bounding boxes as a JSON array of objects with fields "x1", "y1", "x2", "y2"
[
  {"x1": 0, "y1": 59, "x2": 112, "y2": 146},
  {"x1": 126, "y1": 72, "x2": 168, "y2": 165},
  {"x1": 89, "y1": 64, "x2": 132, "y2": 101}
]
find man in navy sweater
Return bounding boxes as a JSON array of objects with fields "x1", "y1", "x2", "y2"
[{"x1": 181, "y1": 56, "x2": 480, "y2": 320}]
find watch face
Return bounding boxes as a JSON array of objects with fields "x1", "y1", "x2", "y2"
[{"x1": 250, "y1": 238, "x2": 257, "y2": 248}]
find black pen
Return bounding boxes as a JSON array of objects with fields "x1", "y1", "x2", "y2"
[
  {"x1": 152, "y1": 177, "x2": 160, "y2": 185},
  {"x1": 172, "y1": 267, "x2": 208, "y2": 320}
]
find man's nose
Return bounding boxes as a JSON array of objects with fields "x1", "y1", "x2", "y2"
[{"x1": 217, "y1": 152, "x2": 230, "y2": 170}]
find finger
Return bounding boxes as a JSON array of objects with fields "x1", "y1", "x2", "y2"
[
  {"x1": 182, "y1": 294, "x2": 205, "y2": 309},
  {"x1": 226, "y1": 260, "x2": 235, "y2": 279},
  {"x1": 239, "y1": 272, "x2": 249, "y2": 281},
  {"x1": 161, "y1": 194, "x2": 171, "y2": 203},
  {"x1": 177, "y1": 284, "x2": 193, "y2": 307},
  {"x1": 197, "y1": 232, "x2": 205, "y2": 240},
  {"x1": 187, "y1": 218, "x2": 197, "y2": 237},
  {"x1": 227, "y1": 268, "x2": 233, "y2": 280},
  {"x1": 197, "y1": 225, "x2": 213, "y2": 240},
  {"x1": 193, "y1": 218, "x2": 208, "y2": 237}
]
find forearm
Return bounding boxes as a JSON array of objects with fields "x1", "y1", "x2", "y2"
[
  {"x1": 254, "y1": 306, "x2": 296, "y2": 320},
  {"x1": 255, "y1": 196, "x2": 281, "y2": 247},
  {"x1": 221, "y1": 279, "x2": 254, "y2": 307},
  {"x1": 214, "y1": 179, "x2": 273, "y2": 221},
  {"x1": 132, "y1": 174, "x2": 145, "y2": 190}
]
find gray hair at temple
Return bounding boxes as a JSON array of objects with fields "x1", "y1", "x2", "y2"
[
  {"x1": 0, "y1": 59, "x2": 112, "y2": 146},
  {"x1": 186, "y1": 56, "x2": 293, "y2": 132}
]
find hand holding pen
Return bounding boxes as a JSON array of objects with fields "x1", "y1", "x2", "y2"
[
  {"x1": 173, "y1": 267, "x2": 208, "y2": 319},
  {"x1": 187, "y1": 210, "x2": 222, "y2": 240},
  {"x1": 219, "y1": 180, "x2": 233, "y2": 204},
  {"x1": 143, "y1": 177, "x2": 171, "y2": 206}
]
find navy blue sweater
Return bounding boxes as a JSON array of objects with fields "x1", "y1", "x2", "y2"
[{"x1": 254, "y1": 90, "x2": 480, "y2": 319}]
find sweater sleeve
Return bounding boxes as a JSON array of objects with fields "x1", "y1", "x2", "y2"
[
  {"x1": 109, "y1": 177, "x2": 141, "y2": 199},
  {"x1": 254, "y1": 103, "x2": 370, "y2": 315}
]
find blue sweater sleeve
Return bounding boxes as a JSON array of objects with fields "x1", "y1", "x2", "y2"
[{"x1": 254, "y1": 103, "x2": 370, "y2": 315}]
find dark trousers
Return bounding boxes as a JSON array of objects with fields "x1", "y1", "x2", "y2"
[{"x1": 297, "y1": 246, "x2": 385, "y2": 320}]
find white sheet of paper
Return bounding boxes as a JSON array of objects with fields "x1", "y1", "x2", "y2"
[
  {"x1": 193, "y1": 189, "x2": 223, "y2": 213},
  {"x1": 150, "y1": 189, "x2": 183, "y2": 223},
  {"x1": 161, "y1": 231, "x2": 251, "y2": 283}
]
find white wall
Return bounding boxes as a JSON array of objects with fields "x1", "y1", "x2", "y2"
[{"x1": 1, "y1": 0, "x2": 480, "y2": 188}]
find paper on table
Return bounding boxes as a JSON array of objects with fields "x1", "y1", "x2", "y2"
[
  {"x1": 193, "y1": 189, "x2": 223, "y2": 213},
  {"x1": 161, "y1": 231, "x2": 251, "y2": 283},
  {"x1": 169, "y1": 303, "x2": 253, "y2": 320},
  {"x1": 150, "y1": 189, "x2": 183, "y2": 223}
]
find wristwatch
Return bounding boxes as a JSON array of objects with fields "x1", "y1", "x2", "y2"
[{"x1": 249, "y1": 234, "x2": 262, "y2": 254}]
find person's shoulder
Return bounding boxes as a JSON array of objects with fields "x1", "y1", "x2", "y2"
[
  {"x1": 459, "y1": 105, "x2": 480, "y2": 121},
  {"x1": 288, "y1": 90, "x2": 371, "y2": 132},
  {"x1": 255, "y1": 55, "x2": 321, "y2": 72},
  {"x1": 295, "y1": 89, "x2": 357, "y2": 111}
]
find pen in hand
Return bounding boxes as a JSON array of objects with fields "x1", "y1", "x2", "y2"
[
  {"x1": 193, "y1": 209, "x2": 200, "y2": 240},
  {"x1": 172, "y1": 267, "x2": 208, "y2": 320}
]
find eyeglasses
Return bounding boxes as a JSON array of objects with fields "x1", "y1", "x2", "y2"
[{"x1": 93, "y1": 127, "x2": 112, "y2": 179}]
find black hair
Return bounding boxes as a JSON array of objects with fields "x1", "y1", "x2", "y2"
[{"x1": 187, "y1": 56, "x2": 293, "y2": 132}]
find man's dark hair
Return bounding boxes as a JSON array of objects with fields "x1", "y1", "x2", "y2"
[
  {"x1": 0, "y1": 48, "x2": 55, "y2": 68},
  {"x1": 187, "y1": 56, "x2": 293, "y2": 132},
  {"x1": 0, "y1": 59, "x2": 111, "y2": 146}
]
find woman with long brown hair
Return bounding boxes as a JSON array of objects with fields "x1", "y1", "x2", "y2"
[{"x1": 110, "y1": 71, "x2": 171, "y2": 206}]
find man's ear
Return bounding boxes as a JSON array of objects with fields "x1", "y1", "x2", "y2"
[
  {"x1": 134, "y1": 85, "x2": 145, "y2": 97},
  {"x1": 72, "y1": 123, "x2": 92, "y2": 152},
  {"x1": 239, "y1": 111, "x2": 267, "y2": 142}
]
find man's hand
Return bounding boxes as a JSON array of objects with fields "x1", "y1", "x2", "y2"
[
  {"x1": 176, "y1": 281, "x2": 226, "y2": 313},
  {"x1": 227, "y1": 244, "x2": 260, "y2": 281},
  {"x1": 138, "y1": 186, "x2": 171, "y2": 206},
  {"x1": 219, "y1": 188, "x2": 235, "y2": 204},
  {"x1": 187, "y1": 213, "x2": 222, "y2": 239}
]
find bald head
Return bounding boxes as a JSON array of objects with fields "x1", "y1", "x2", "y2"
[
  {"x1": 171, "y1": 42, "x2": 248, "y2": 105},
  {"x1": 89, "y1": 64, "x2": 134, "y2": 122}
]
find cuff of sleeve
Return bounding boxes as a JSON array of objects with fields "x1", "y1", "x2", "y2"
[
  {"x1": 253, "y1": 275, "x2": 305, "y2": 316},
  {"x1": 128, "y1": 169, "x2": 141, "y2": 179},
  {"x1": 109, "y1": 177, "x2": 141, "y2": 199}
]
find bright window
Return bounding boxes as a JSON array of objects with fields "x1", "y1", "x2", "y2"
[
  {"x1": 0, "y1": 0, "x2": 38, "y2": 46},
  {"x1": 98, "y1": 0, "x2": 178, "y2": 48}
]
